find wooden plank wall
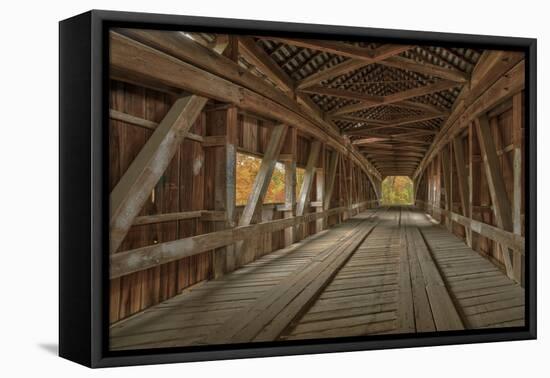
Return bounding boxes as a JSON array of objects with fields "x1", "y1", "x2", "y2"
[
  {"x1": 109, "y1": 80, "x2": 377, "y2": 324},
  {"x1": 416, "y1": 91, "x2": 524, "y2": 278},
  {"x1": 109, "y1": 81, "x2": 211, "y2": 323}
]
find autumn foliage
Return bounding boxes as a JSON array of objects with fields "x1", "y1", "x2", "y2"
[
  {"x1": 381, "y1": 176, "x2": 413, "y2": 205},
  {"x1": 236, "y1": 153, "x2": 286, "y2": 206}
]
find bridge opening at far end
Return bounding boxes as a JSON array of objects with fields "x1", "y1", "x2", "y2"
[{"x1": 381, "y1": 176, "x2": 413, "y2": 205}]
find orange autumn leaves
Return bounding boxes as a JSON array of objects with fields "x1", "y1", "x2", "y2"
[
  {"x1": 236, "y1": 153, "x2": 306, "y2": 206},
  {"x1": 381, "y1": 176, "x2": 413, "y2": 205},
  {"x1": 236, "y1": 153, "x2": 284, "y2": 206}
]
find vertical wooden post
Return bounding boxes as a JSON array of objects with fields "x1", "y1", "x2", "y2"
[
  {"x1": 296, "y1": 140, "x2": 322, "y2": 216},
  {"x1": 431, "y1": 161, "x2": 435, "y2": 214},
  {"x1": 338, "y1": 154, "x2": 345, "y2": 222},
  {"x1": 475, "y1": 114, "x2": 515, "y2": 279},
  {"x1": 468, "y1": 123, "x2": 478, "y2": 250},
  {"x1": 283, "y1": 128, "x2": 297, "y2": 247},
  {"x1": 426, "y1": 164, "x2": 433, "y2": 213},
  {"x1": 205, "y1": 106, "x2": 238, "y2": 278},
  {"x1": 323, "y1": 151, "x2": 339, "y2": 218},
  {"x1": 450, "y1": 142, "x2": 454, "y2": 231},
  {"x1": 413, "y1": 177, "x2": 420, "y2": 206},
  {"x1": 441, "y1": 146, "x2": 452, "y2": 231},
  {"x1": 349, "y1": 160, "x2": 354, "y2": 211},
  {"x1": 296, "y1": 140, "x2": 321, "y2": 239},
  {"x1": 315, "y1": 144, "x2": 326, "y2": 232},
  {"x1": 434, "y1": 155, "x2": 441, "y2": 221},
  {"x1": 342, "y1": 156, "x2": 352, "y2": 216},
  {"x1": 512, "y1": 93, "x2": 523, "y2": 283},
  {"x1": 453, "y1": 135, "x2": 472, "y2": 246}
]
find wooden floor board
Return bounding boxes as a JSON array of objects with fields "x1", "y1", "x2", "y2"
[
  {"x1": 110, "y1": 207, "x2": 524, "y2": 350},
  {"x1": 418, "y1": 212, "x2": 525, "y2": 329}
]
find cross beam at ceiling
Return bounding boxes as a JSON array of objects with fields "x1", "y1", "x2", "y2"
[
  {"x1": 329, "y1": 79, "x2": 462, "y2": 116},
  {"x1": 259, "y1": 37, "x2": 469, "y2": 89},
  {"x1": 344, "y1": 114, "x2": 444, "y2": 135},
  {"x1": 257, "y1": 36, "x2": 411, "y2": 62}
]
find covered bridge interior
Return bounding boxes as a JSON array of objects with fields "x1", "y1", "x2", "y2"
[{"x1": 108, "y1": 29, "x2": 526, "y2": 349}]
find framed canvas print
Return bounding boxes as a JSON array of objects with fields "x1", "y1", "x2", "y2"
[{"x1": 59, "y1": 10, "x2": 536, "y2": 368}]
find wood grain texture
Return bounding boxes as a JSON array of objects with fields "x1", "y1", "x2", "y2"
[{"x1": 110, "y1": 207, "x2": 523, "y2": 349}]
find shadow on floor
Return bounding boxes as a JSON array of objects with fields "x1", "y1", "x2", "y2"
[{"x1": 38, "y1": 343, "x2": 58, "y2": 356}]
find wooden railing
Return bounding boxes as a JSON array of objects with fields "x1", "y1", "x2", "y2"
[
  {"x1": 416, "y1": 200, "x2": 524, "y2": 255},
  {"x1": 111, "y1": 201, "x2": 374, "y2": 279}
]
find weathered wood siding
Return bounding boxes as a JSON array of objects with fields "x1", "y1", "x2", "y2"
[
  {"x1": 109, "y1": 81, "x2": 211, "y2": 323},
  {"x1": 416, "y1": 91, "x2": 524, "y2": 277},
  {"x1": 109, "y1": 81, "x2": 378, "y2": 324}
]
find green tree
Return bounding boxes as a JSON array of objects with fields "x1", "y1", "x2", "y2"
[{"x1": 381, "y1": 176, "x2": 413, "y2": 205}]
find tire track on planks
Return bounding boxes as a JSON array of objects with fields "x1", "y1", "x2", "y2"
[{"x1": 203, "y1": 207, "x2": 389, "y2": 344}]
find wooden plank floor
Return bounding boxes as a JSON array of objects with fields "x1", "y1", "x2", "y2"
[
  {"x1": 110, "y1": 207, "x2": 524, "y2": 350},
  {"x1": 417, "y1": 212, "x2": 526, "y2": 329},
  {"x1": 281, "y1": 209, "x2": 402, "y2": 340},
  {"x1": 109, "y1": 208, "x2": 383, "y2": 350}
]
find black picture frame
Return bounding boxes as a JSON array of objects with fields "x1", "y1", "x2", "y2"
[{"x1": 59, "y1": 9, "x2": 537, "y2": 368}]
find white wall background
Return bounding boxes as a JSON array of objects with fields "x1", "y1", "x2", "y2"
[{"x1": 0, "y1": 0, "x2": 547, "y2": 375}]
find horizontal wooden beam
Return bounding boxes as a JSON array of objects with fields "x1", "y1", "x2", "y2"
[
  {"x1": 258, "y1": 37, "x2": 377, "y2": 61},
  {"x1": 386, "y1": 80, "x2": 460, "y2": 104},
  {"x1": 394, "y1": 100, "x2": 450, "y2": 115},
  {"x1": 110, "y1": 108, "x2": 158, "y2": 130},
  {"x1": 365, "y1": 151, "x2": 425, "y2": 158},
  {"x1": 296, "y1": 45, "x2": 411, "y2": 89},
  {"x1": 352, "y1": 137, "x2": 391, "y2": 145},
  {"x1": 376, "y1": 163, "x2": 419, "y2": 167},
  {"x1": 372, "y1": 158, "x2": 422, "y2": 163},
  {"x1": 331, "y1": 80, "x2": 461, "y2": 116},
  {"x1": 115, "y1": 30, "x2": 336, "y2": 143},
  {"x1": 297, "y1": 59, "x2": 368, "y2": 90},
  {"x1": 331, "y1": 116, "x2": 391, "y2": 128},
  {"x1": 133, "y1": 210, "x2": 226, "y2": 225},
  {"x1": 110, "y1": 95, "x2": 208, "y2": 254},
  {"x1": 379, "y1": 56, "x2": 470, "y2": 83},
  {"x1": 110, "y1": 109, "x2": 204, "y2": 142},
  {"x1": 356, "y1": 134, "x2": 431, "y2": 144},
  {"x1": 111, "y1": 205, "x2": 372, "y2": 278},
  {"x1": 299, "y1": 85, "x2": 384, "y2": 104},
  {"x1": 111, "y1": 31, "x2": 382, "y2": 186},
  {"x1": 345, "y1": 117, "x2": 441, "y2": 136},
  {"x1": 418, "y1": 202, "x2": 524, "y2": 255},
  {"x1": 359, "y1": 144, "x2": 427, "y2": 152}
]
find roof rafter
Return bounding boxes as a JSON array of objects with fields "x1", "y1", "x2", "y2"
[
  {"x1": 330, "y1": 79, "x2": 462, "y2": 116},
  {"x1": 299, "y1": 84, "x2": 385, "y2": 104},
  {"x1": 379, "y1": 56, "x2": 470, "y2": 83},
  {"x1": 110, "y1": 30, "x2": 383, "y2": 183},
  {"x1": 238, "y1": 36, "x2": 343, "y2": 134},
  {"x1": 290, "y1": 44, "x2": 411, "y2": 89},
  {"x1": 257, "y1": 37, "x2": 411, "y2": 61},
  {"x1": 238, "y1": 36, "x2": 294, "y2": 92},
  {"x1": 344, "y1": 113, "x2": 445, "y2": 135},
  {"x1": 364, "y1": 151, "x2": 425, "y2": 158},
  {"x1": 356, "y1": 134, "x2": 432, "y2": 144}
]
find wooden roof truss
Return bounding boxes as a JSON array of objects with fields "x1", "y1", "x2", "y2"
[{"x1": 249, "y1": 36, "x2": 481, "y2": 178}]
